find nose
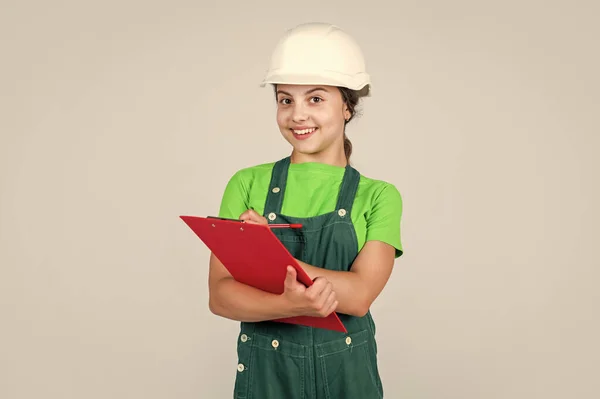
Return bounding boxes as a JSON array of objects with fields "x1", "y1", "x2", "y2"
[{"x1": 291, "y1": 102, "x2": 308, "y2": 123}]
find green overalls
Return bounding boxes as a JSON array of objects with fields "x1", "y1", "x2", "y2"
[{"x1": 233, "y1": 156, "x2": 384, "y2": 399}]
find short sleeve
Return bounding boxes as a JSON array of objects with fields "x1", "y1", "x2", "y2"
[
  {"x1": 365, "y1": 183, "x2": 404, "y2": 258},
  {"x1": 218, "y1": 170, "x2": 250, "y2": 220}
]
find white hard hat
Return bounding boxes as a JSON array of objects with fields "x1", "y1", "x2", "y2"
[{"x1": 261, "y1": 22, "x2": 371, "y2": 97}]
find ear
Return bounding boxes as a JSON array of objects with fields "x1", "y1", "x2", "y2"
[{"x1": 344, "y1": 107, "x2": 351, "y2": 121}]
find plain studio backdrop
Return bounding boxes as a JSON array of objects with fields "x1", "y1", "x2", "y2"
[{"x1": 1, "y1": 1, "x2": 599, "y2": 398}]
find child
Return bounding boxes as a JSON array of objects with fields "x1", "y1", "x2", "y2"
[{"x1": 208, "y1": 22, "x2": 403, "y2": 399}]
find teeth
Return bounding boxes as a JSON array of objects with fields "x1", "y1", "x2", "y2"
[{"x1": 293, "y1": 127, "x2": 316, "y2": 135}]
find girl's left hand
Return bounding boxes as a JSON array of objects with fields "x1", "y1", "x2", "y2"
[{"x1": 239, "y1": 209, "x2": 268, "y2": 225}]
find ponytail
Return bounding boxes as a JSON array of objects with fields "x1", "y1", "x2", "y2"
[
  {"x1": 339, "y1": 87, "x2": 361, "y2": 164},
  {"x1": 343, "y1": 134, "x2": 352, "y2": 162}
]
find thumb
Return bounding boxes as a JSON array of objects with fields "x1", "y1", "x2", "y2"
[{"x1": 283, "y1": 266, "x2": 297, "y2": 289}]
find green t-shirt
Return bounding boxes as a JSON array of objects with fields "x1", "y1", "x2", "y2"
[{"x1": 218, "y1": 161, "x2": 404, "y2": 258}]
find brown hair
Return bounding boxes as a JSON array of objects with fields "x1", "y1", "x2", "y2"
[
  {"x1": 338, "y1": 87, "x2": 361, "y2": 163},
  {"x1": 273, "y1": 85, "x2": 362, "y2": 163}
]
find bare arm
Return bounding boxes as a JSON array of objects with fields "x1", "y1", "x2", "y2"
[
  {"x1": 233, "y1": 209, "x2": 398, "y2": 318},
  {"x1": 208, "y1": 253, "x2": 338, "y2": 322},
  {"x1": 295, "y1": 240, "x2": 396, "y2": 317},
  {"x1": 208, "y1": 253, "x2": 295, "y2": 322}
]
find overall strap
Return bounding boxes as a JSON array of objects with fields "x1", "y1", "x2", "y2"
[
  {"x1": 263, "y1": 156, "x2": 291, "y2": 217},
  {"x1": 335, "y1": 165, "x2": 361, "y2": 216}
]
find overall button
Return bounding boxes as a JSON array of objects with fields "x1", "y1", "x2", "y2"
[
  {"x1": 240, "y1": 334, "x2": 248, "y2": 343},
  {"x1": 268, "y1": 212, "x2": 277, "y2": 221},
  {"x1": 237, "y1": 363, "x2": 245, "y2": 372},
  {"x1": 272, "y1": 187, "x2": 280, "y2": 193},
  {"x1": 345, "y1": 336, "x2": 352, "y2": 345},
  {"x1": 338, "y1": 209, "x2": 347, "y2": 217},
  {"x1": 271, "y1": 339, "x2": 279, "y2": 348}
]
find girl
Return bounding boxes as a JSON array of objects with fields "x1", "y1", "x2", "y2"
[{"x1": 208, "y1": 22, "x2": 403, "y2": 399}]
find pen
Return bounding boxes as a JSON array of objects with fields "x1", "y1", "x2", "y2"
[
  {"x1": 207, "y1": 216, "x2": 302, "y2": 229},
  {"x1": 268, "y1": 223, "x2": 303, "y2": 229}
]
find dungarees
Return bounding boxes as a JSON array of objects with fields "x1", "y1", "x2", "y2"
[{"x1": 233, "y1": 157, "x2": 384, "y2": 399}]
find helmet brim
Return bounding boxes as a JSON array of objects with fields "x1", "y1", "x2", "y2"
[{"x1": 260, "y1": 71, "x2": 371, "y2": 97}]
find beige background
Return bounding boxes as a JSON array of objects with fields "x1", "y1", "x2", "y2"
[{"x1": 1, "y1": 0, "x2": 599, "y2": 398}]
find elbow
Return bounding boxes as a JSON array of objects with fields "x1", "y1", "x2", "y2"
[
  {"x1": 208, "y1": 288, "x2": 225, "y2": 316},
  {"x1": 348, "y1": 299, "x2": 371, "y2": 318},
  {"x1": 208, "y1": 293, "x2": 224, "y2": 317},
  {"x1": 208, "y1": 296, "x2": 220, "y2": 316},
  {"x1": 355, "y1": 304, "x2": 370, "y2": 318},
  {"x1": 208, "y1": 277, "x2": 230, "y2": 316}
]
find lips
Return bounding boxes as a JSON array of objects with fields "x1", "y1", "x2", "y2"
[
  {"x1": 291, "y1": 127, "x2": 317, "y2": 140},
  {"x1": 292, "y1": 127, "x2": 317, "y2": 135}
]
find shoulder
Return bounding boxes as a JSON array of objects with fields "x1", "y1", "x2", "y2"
[
  {"x1": 356, "y1": 173, "x2": 404, "y2": 257},
  {"x1": 228, "y1": 161, "x2": 276, "y2": 180},
  {"x1": 223, "y1": 161, "x2": 277, "y2": 188},
  {"x1": 357, "y1": 173, "x2": 403, "y2": 210}
]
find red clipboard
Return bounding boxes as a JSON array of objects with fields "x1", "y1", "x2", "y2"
[{"x1": 180, "y1": 215, "x2": 347, "y2": 333}]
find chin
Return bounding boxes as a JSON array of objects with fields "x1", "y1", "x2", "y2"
[
  {"x1": 292, "y1": 144, "x2": 320, "y2": 154},
  {"x1": 280, "y1": 129, "x2": 331, "y2": 155}
]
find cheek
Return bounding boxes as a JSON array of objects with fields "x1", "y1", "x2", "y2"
[
  {"x1": 276, "y1": 109, "x2": 288, "y2": 127},
  {"x1": 315, "y1": 110, "x2": 342, "y2": 131}
]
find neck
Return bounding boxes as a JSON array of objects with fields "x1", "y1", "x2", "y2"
[{"x1": 290, "y1": 146, "x2": 347, "y2": 167}]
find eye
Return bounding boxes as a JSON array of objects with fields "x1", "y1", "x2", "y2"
[
  {"x1": 310, "y1": 96, "x2": 323, "y2": 103},
  {"x1": 279, "y1": 98, "x2": 292, "y2": 105}
]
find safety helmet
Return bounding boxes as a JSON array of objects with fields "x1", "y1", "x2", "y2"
[{"x1": 260, "y1": 22, "x2": 371, "y2": 97}]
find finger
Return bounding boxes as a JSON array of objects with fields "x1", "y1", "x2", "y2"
[
  {"x1": 309, "y1": 285, "x2": 329, "y2": 312},
  {"x1": 307, "y1": 277, "x2": 329, "y2": 297},
  {"x1": 324, "y1": 290, "x2": 336, "y2": 310},
  {"x1": 240, "y1": 209, "x2": 266, "y2": 224},
  {"x1": 284, "y1": 265, "x2": 295, "y2": 282},
  {"x1": 305, "y1": 281, "x2": 327, "y2": 305},
  {"x1": 239, "y1": 210, "x2": 252, "y2": 221},
  {"x1": 319, "y1": 290, "x2": 338, "y2": 316},
  {"x1": 283, "y1": 266, "x2": 298, "y2": 289},
  {"x1": 240, "y1": 208, "x2": 260, "y2": 217},
  {"x1": 315, "y1": 282, "x2": 333, "y2": 308},
  {"x1": 326, "y1": 300, "x2": 339, "y2": 316},
  {"x1": 315, "y1": 289, "x2": 334, "y2": 315}
]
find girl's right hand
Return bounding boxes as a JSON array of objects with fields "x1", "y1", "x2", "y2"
[{"x1": 282, "y1": 266, "x2": 338, "y2": 318}]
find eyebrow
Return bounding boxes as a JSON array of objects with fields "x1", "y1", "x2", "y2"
[{"x1": 276, "y1": 87, "x2": 329, "y2": 96}]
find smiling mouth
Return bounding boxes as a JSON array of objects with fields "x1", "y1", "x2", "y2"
[
  {"x1": 291, "y1": 127, "x2": 318, "y2": 141},
  {"x1": 292, "y1": 127, "x2": 317, "y2": 135}
]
